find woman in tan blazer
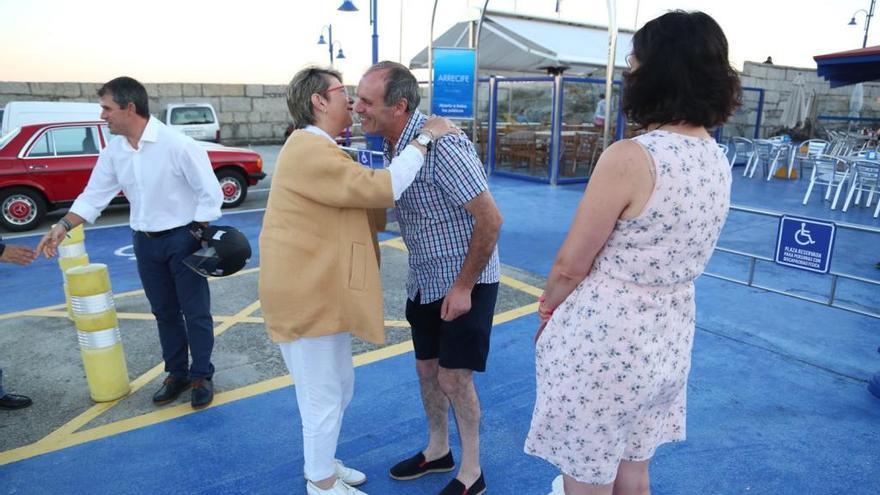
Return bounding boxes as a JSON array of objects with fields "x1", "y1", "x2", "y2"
[{"x1": 259, "y1": 66, "x2": 454, "y2": 495}]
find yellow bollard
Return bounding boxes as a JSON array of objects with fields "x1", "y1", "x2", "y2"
[
  {"x1": 67, "y1": 264, "x2": 130, "y2": 402},
  {"x1": 58, "y1": 225, "x2": 89, "y2": 320}
]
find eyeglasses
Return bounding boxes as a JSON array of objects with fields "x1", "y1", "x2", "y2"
[{"x1": 319, "y1": 85, "x2": 348, "y2": 98}]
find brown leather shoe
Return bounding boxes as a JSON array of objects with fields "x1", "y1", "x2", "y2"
[
  {"x1": 191, "y1": 378, "x2": 214, "y2": 409},
  {"x1": 0, "y1": 393, "x2": 32, "y2": 410},
  {"x1": 152, "y1": 375, "x2": 191, "y2": 405}
]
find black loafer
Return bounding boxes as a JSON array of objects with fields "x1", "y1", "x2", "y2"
[
  {"x1": 152, "y1": 375, "x2": 191, "y2": 405},
  {"x1": 191, "y1": 378, "x2": 214, "y2": 409},
  {"x1": 389, "y1": 450, "x2": 455, "y2": 480},
  {"x1": 439, "y1": 472, "x2": 485, "y2": 495},
  {"x1": 0, "y1": 393, "x2": 33, "y2": 410}
]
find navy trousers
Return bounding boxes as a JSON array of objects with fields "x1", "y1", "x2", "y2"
[{"x1": 133, "y1": 227, "x2": 214, "y2": 379}]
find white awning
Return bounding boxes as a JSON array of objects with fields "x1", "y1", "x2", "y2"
[{"x1": 410, "y1": 10, "x2": 633, "y2": 75}]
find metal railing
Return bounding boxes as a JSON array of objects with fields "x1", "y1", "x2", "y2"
[{"x1": 703, "y1": 204, "x2": 880, "y2": 319}]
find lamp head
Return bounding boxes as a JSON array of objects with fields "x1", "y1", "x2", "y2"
[{"x1": 338, "y1": 0, "x2": 358, "y2": 12}]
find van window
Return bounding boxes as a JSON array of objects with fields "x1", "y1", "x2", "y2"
[
  {"x1": 27, "y1": 132, "x2": 54, "y2": 157},
  {"x1": 53, "y1": 126, "x2": 100, "y2": 155},
  {"x1": 170, "y1": 107, "x2": 215, "y2": 125},
  {"x1": 0, "y1": 128, "x2": 19, "y2": 150}
]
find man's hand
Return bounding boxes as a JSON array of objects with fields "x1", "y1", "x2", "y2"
[
  {"x1": 35, "y1": 224, "x2": 68, "y2": 259},
  {"x1": 440, "y1": 284, "x2": 472, "y2": 322},
  {"x1": 0, "y1": 244, "x2": 38, "y2": 266}
]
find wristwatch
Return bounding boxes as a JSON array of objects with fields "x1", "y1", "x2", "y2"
[{"x1": 415, "y1": 132, "x2": 433, "y2": 151}]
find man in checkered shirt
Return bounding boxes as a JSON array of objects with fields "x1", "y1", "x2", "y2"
[{"x1": 356, "y1": 62, "x2": 502, "y2": 495}]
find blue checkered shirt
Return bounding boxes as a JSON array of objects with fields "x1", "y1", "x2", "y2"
[{"x1": 385, "y1": 111, "x2": 501, "y2": 303}]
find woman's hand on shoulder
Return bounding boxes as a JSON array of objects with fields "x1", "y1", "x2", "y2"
[{"x1": 421, "y1": 116, "x2": 459, "y2": 140}]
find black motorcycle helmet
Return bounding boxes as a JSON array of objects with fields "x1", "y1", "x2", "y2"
[{"x1": 183, "y1": 225, "x2": 251, "y2": 277}]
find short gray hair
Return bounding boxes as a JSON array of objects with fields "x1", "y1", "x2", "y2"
[
  {"x1": 286, "y1": 66, "x2": 342, "y2": 130},
  {"x1": 365, "y1": 61, "x2": 420, "y2": 113}
]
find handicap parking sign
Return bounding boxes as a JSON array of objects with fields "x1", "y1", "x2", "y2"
[
  {"x1": 357, "y1": 150, "x2": 371, "y2": 167},
  {"x1": 774, "y1": 216, "x2": 836, "y2": 273},
  {"x1": 355, "y1": 149, "x2": 384, "y2": 169}
]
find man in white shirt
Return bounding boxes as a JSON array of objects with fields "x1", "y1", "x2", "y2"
[{"x1": 37, "y1": 77, "x2": 223, "y2": 409}]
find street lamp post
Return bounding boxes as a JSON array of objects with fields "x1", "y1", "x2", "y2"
[
  {"x1": 318, "y1": 25, "x2": 346, "y2": 66},
  {"x1": 338, "y1": 0, "x2": 381, "y2": 152},
  {"x1": 337, "y1": 0, "x2": 378, "y2": 65},
  {"x1": 849, "y1": 0, "x2": 876, "y2": 48}
]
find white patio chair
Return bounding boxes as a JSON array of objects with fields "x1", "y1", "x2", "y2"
[
  {"x1": 842, "y1": 159, "x2": 880, "y2": 217},
  {"x1": 749, "y1": 139, "x2": 787, "y2": 179},
  {"x1": 765, "y1": 142, "x2": 795, "y2": 180},
  {"x1": 717, "y1": 143, "x2": 731, "y2": 165},
  {"x1": 731, "y1": 137, "x2": 756, "y2": 175},
  {"x1": 802, "y1": 154, "x2": 850, "y2": 209},
  {"x1": 829, "y1": 138, "x2": 855, "y2": 156},
  {"x1": 789, "y1": 139, "x2": 829, "y2": 180}
]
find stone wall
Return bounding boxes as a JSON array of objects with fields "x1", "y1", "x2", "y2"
[
  {"x1": 0, "y1": 81, "x2": 292, "y2": 145},
  {"x1": 733, "y1": 61, "x2": 880, "y2": 138},
  {"x1": 3, "y1": 65, "x2": 880, "y2": 144}
]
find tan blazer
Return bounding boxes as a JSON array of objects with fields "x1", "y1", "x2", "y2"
[{"x1": 259, "y1": 130, "x2": 394, "y2": 344}]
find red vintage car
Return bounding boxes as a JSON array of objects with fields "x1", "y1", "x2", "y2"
[{"x1": 0, "y1": 121, "x2": 265, "y2": 232}]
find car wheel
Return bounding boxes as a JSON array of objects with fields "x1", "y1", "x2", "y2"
[
  {"x1": 0, "y1": 187, "x2": 47, "y2": 232},
  {"x1": 216, "y1": 169, "x2": 247, "y2": 208}
]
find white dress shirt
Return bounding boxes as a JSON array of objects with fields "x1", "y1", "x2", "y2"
[
  {"x1": 303, "y1": 125, "x2": 423, "y2": 200},
  {"x1": 71, "y1": 117, "x2": 223, "y2": 232}
]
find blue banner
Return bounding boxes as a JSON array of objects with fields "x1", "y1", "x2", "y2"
[{"x1": 432, "y1": 48, "x2": 475, "y2": 118}]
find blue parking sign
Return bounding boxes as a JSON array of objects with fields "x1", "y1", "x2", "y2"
[
  {"x1": 774, "y1": 216, "x2": 836, "y2": 273},
  {"x1": 357, "y1": 150, "x2": 371, "y2": 167}
]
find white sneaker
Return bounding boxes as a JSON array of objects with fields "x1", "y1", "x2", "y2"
[
  {"x1": 546, "y1": 474, "x2": 564, "y2": 495},
  {"x1": 306, "y1": 478, "x2": 367, "y2": 495},
  {"x1": 305, "y1": 460, "x2": 367, "y2": 487},
  {"x1": 333, "y1": 459, "x2": 367, "y2": 486}
]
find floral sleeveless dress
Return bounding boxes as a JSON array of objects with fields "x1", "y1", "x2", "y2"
[{"x1": 525, "y1": 130, "x2": 731, "y2": 484}]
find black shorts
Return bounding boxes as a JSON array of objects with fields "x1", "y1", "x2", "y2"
[{"x1": 406, "y1": 283, "x2": 499, "y2": 372}]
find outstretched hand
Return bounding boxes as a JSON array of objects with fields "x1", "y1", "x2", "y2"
[
  {"x1": 0, "y1": 244, "x2": 37, "y2": 266},
  {"x1": 35, "y1": 224, "x2": 68, "y2": 259}
]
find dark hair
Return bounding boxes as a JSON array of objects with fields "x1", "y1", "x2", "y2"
[
  {"x1": 621, "y1": 11, "x2": 741, "y2": 128},
  {"x1": 287, "y1": 66, "x2": 342, "y2": 130},
  {"x1": 97, "y1": 76, "x2": 150, "y2": 118},
  {"x1": 365, "y1": 61, "x2": 420, "y2": 112}
]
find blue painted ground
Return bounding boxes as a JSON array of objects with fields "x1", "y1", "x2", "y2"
[
  {"x1": 3, "y1": 312, "x2": 878, "y2": 494},
  {"x1": 2, "y1": 170, "x2": 880, "y2": 494}
]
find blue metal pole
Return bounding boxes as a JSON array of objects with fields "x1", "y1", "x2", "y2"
[
  {"x1": 487, "y1": 76, "x2": 497, "y2": 175},
  {"x1": 329, "y1": 25, "x2": 334, "y2": 66},
  {"x1": 549, "y1": 74, "x2": 563, "y2": 185},
  {"x1": 364, "y1": 0, "x2": 381, "y2": 153},
  {"x1": 371, "y1": 0, "x2": 378, "y2": 64},
  {"x1": 614, "y1": 82, "x2": 625, "y2": 141},
  {"x1": 754, "y1": 88, "x2": 765, "y2": 139}
]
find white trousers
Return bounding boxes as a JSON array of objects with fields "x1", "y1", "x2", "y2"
[{"x1": 279, "y1": 332, "x2": 355, "y2": 482}]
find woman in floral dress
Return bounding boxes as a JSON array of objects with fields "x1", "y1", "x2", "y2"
[{"x1": 525, "y1": 11, "x2": 741, "y2": 495}]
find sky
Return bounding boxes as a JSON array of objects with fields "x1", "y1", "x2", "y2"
[{"x1": 0, "y1": 0, "x2": 877, "y2": 85}]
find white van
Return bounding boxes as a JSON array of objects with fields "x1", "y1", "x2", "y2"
[
  {"x1": 0, "y1": 101, "x2": 102, "y2": 136},
  {"x1": 164, "y1": 103, "x2": 220, "y2": 142}
]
